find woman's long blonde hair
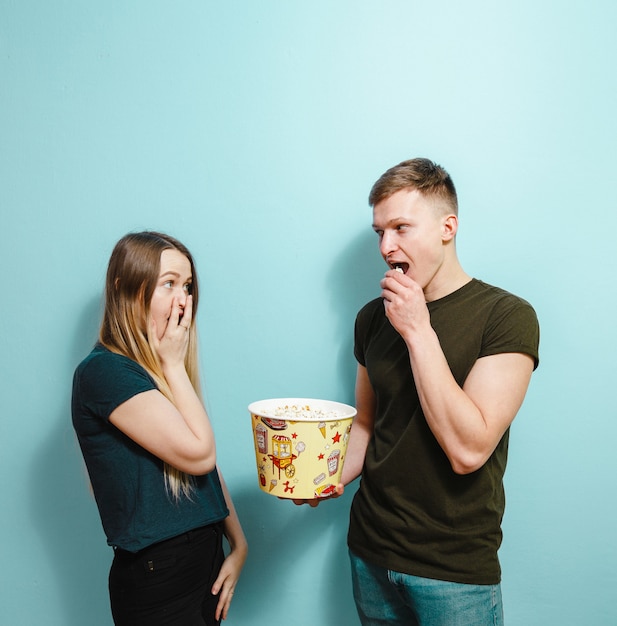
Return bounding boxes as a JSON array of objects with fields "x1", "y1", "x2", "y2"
[{"x1": 99, "y1": 231, "x2": 202, "y2": 500}]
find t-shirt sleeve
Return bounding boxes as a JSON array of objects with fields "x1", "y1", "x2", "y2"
[
  {"x1": 354, "y1": 300, "x2": 379, "y2": 367},
  {"x1": 354, "y1": 313, "x2": 366, "y2": 367},
  {"x1": 480, "y1": 296, "x2": 540, "y2": 369},
  {"x1": 76, "y1": 352, "x2": 158, "y2": 421}
]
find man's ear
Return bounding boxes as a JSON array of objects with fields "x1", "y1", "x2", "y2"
[{"x1": 441, "y1": 214, "x2": 458, "y2": 242}]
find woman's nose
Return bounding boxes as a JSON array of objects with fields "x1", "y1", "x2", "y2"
[{"x1": 176, "y1": 288, "x2": 188, "y2": 307}]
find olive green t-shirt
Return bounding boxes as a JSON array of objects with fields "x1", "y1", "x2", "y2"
[{"x1": 348, "y1": 279, "x2": 539, "y2": 584}]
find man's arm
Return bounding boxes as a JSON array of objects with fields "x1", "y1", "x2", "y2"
[
  {"x1": 409, "y1": 336, "x2": 534, "y2": 474},
  {"x1": 382, "y1": 269, "x2": 535, "y2": 475},
  {"x1": 340, "y1": 364, "x2": 375, "y2": 486},
  {"x1": 291, "y1": 363, "x2": 375, "y2": 506}
]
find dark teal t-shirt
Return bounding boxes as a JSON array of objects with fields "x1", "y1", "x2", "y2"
[
  {"x1": 349, "y1": 279, "x2": 540, "y2": 585},
  {"x1": 72, "y1": 344, "x2": 229, "y2": 552}
]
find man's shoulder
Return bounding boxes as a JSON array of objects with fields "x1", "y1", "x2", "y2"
[
  {"x1": 433, "y1": 278, "x2": 539, "y2": 338},
  {"x1": 355, "y1": 297, "x2": 386, "y2": 327},
  {"x1": 470, "y1": 279, "x2": 536, "y2": 315},
  {"x1": 450, "y1": 279, "x2": 534, "y2": 311}
]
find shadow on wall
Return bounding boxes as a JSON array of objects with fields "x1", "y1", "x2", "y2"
[
  {"x1": 28, "y1": 295, "x2": 113, "y2": 626},
  {"x1": 225, "y1": 484, "x2": 357, "y2": 624},
  {"x1": 326, "y1": 227, "x2": 384, "y2": 402},
  {"x1": 25, "y1": 230, "x2": 384, "y2": 625},
  {"x1": 227, "y1": 229, "x2": 384, "y2": 624}
]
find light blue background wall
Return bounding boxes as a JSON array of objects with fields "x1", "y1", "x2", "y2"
[{"x1": 1, "y1": 1, "x2": 615, "y2": 624}]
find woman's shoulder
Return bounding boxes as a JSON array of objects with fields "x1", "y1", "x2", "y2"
[
  {"x1": 72, "y1": 344, "x2": 158, "y2": 418},
  {"x1": 77, "y1": 343, "x2": 127, "y2": 372},
  {"x1": 75, "y1": 344, "x2": 155, "y2": 387}
]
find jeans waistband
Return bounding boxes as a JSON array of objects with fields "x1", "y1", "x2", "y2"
[
  {"x1": 114, "y1": 521, "x2": 222, "y2": 556},
  {"x1": 160, "y1": 521, "x2": 222, "y2": 548}
]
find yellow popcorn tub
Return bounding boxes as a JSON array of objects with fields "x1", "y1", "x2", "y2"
[{"x1": 248, "y1": 398, "x2": 356, "y2": 499}]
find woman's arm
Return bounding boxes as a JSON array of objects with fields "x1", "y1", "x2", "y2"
[
  {"x1": 109, "y1": 295, "x2": 217, "y2": 475},
  {"x1": 211, "y1": 469, "x2": 248, "y2": 622},
  {"x1": 109, "y1": 388, "x2": 216, "y2": 475}
]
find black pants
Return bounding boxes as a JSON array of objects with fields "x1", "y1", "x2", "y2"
[{"x1": 109, "y1": 523, "x2": 224, "y2": 626}]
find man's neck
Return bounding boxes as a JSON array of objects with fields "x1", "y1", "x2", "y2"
[{"x1": 424, "y1": 263, "x2": 471, "y2": 303}]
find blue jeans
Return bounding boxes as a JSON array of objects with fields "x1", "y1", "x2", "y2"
[{"x1": 349, "y1": 550, "x2": 504, "y2": 626}]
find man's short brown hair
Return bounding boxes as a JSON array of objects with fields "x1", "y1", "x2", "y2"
[{"x1": 368, "y1": 158, "x2": 458, "y2": 215}]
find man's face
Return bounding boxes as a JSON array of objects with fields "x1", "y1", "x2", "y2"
[{"x1": 372, "y1": 188, "x2": 451, "y2": 292}]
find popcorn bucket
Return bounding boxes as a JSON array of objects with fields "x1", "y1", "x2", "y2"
[{"x1": 248, "y1": 398, "x2": 356, "y2": 499}]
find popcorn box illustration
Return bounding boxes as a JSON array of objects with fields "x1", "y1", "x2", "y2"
[
  {"x1": 249, "y1": 398, "x2": 356, "y2": 499},
  {"x1": 255, "y1": 423, "x2": 268, "y2": 454}
]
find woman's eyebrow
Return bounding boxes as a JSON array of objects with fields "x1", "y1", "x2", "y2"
[{"x1": 159, "y1": 271, "x2": 193, "y2": 281}]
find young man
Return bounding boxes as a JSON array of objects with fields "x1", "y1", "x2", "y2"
[{"x1": 299, "y1": 158, "x2": 539, "y2": 625}]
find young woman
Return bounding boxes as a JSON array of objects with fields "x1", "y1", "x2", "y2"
[{"x1": 72, "y1": 231, "x2": 247, "y2": 625}]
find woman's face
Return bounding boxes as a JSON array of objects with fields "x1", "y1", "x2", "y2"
[{"x1": 149, "y1": 249, "x2": 193, "y2": 339}]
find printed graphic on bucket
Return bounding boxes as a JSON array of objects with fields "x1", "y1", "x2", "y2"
[{"x1": 248, "y1": 398, "x2": 356, "y2": 499}]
